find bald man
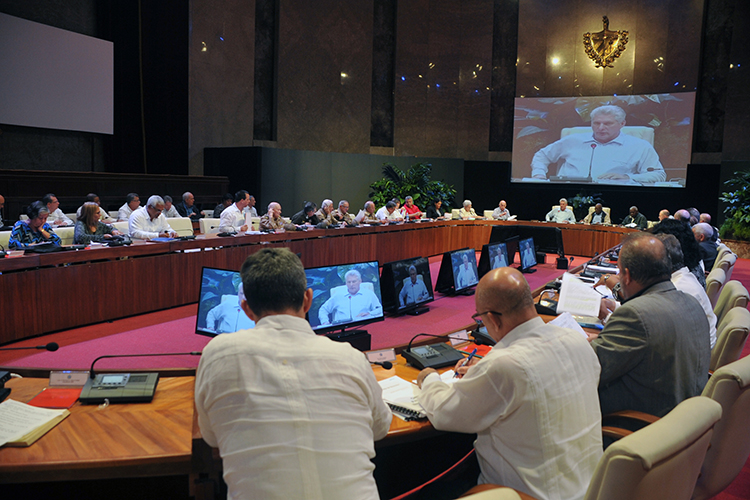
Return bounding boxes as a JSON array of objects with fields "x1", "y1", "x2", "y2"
[
  {"x1": 417, "y1": 268, "x2": 602, "y2": 500},
  {"x1": 259, "y1": 202, "x2": 292, "y2": 232},
  {"x1": 592, "y1": 234, "x2": 710, "y2": 418}
]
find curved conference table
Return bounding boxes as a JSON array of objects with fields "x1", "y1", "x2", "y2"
[{"x1": 0, "y1": 218, "x2": 635, "y2": 345}]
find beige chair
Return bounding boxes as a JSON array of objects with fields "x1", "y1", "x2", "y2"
[
  {"x1": 705, "y1": 268, "x2": 727, "y2": 309},
  {"x1": 19, "y1": 214, "x2": 28, "y2": 221},
  {"x1": 716, "y1": 253, "x2": 737, "y2": 282},
  {"x1": 111, "y1": 221, "x2": 129, "y2": 234},
  {"x1": 562, "y1": 126, "x2": 655, "y2": 146},
  {"x1": 199, "y1": 217, "x2": 221, "y2": 234},
  {"x1": 709, "y1": 307, "x2": 750, "y2": 373},
  {"x1": 713, "y1": 280, "x2": 749, "y2": 326},
  {"x1": 484, "y1": 210, "x2": 494, "y2": 219},
  {"x1": 54, "y1": 226, "x2": 75, "y2": 245},
  {"x1": 0, "y1": 231, "x2": 11, "y2": 250},
  {"x1": 166, "y1": 217, "x2": 194, "y2": 237},
  {"x1": 693, "y1": 355, "x2": 750, "y2": 500},
  {"x1": 460, "y1": 486, "x2": 534, "y2": 499},
  {"x1": 330, "y1": 282, "x2": 374, "y2": 298},
  {"x1": 586, "y1": 397, "x2": 721, "y2": 500},
  {"x1": 451, "y1": 209, "x2": 461, "y2": 220},
  {"x1": 713, "y1": 245, "x2": 732, "y2": 270},
  {"x1": 64, "y1": 212, "x2": 77, "y2": 223},
  {"x1": 109, "y1": 210, "x2": 120, "y2": 220},
  {"x1": 250, "y1": 217, "x2": 261, "y2": 231}
]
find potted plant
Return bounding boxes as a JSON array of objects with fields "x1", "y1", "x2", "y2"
[
  {"x1": 719, "y1": 171, "x2": 750, "y2": 257},
  {"x1": 369, "y1": 163, "x2": 457, "y2": 210}
]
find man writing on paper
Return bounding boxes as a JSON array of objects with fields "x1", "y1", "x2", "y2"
[
  {"x1": 195, "y1": 248, "x2": 392, "y2": 500},
  {"x1": 416, "y1": 267, "x2": 602, "y2": 500},
  {"x1": 530, "y1": 105, "x2": 665, "y2": 184}
]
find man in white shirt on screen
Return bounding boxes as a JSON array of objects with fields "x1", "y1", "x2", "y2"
[
  {"x1": 521, "y1": 241, "x2": 536, "y2": 269},
  {"x1": 492, "y1": 249, "x2": 508, "y2": 269},
  {"x1": 399, "y1": 265, "x2": 429, "y2": 306},
  {"x1": 455, "y1": 253, "x2": 478, "y2": 289},
  {"x1": 128, "y1": 195, "x2": 177, "y2": 240},
  {"x1": 530, "y1": 105, "x2": 665, "y2": 184},
  {"x1": 318, "y1": 269, "x2": 383, "y2": 326},
  {"x1": 195, "y1": 248, "x2": 391, "y2": 500},
  {"x1": 205, "y1": 285, "x2": 256, "y2": 334},
  {"x1": 416, "y1": 268, "x2": 602, "y2": 500},
  {"x1": 219, "y1": 190, "x2": 250, "y2": 233}
]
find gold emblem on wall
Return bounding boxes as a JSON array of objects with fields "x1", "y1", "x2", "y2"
[{"x1": 583, "y1": 16, "x2": 629, "y2": 68}]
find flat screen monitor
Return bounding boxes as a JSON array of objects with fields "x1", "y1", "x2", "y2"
[
  {"x1": 306, "y1": 261, "x2": 384, "y2": 334},
  {"x1": 518, "y1": 237, "x2": 538, "y2": 273},
  {"x1": 477, "y1": 242, "x2": 509, "y2": 278},
  {"x1": 195, "y1": 267, "x2": 255, "y2": 337},
  {"x1": 511, "y1": 92, "x2": 695, "y2": 188},
  {"x1": 435, "y1": 248, "x2": 479, "y2": 295},
  {"x1": 381, "y1": 256, "x2": 434, "y2": 315},
  {"x1": 505, "y1": 235, "x2": 520, "y2": 266}
]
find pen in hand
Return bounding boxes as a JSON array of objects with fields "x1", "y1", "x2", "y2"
[{"x1": 454, "y1": 348, "x2": 478, "y2": 378}]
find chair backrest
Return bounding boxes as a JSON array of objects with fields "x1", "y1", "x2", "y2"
[
  {"x1": 111, "y1": 221, "x2": 129, "y2": 234},
  {"x1": 713, "y1": 280, "x2": 749, "y2": 325},
  {"x1": 713, "y1": 245, "x2": 732, "y2": 271},
  {"x1": 330, "y1": 282, "x2": 375, "y2": 298},
  {"x1": 166, "y1": 217, "x2": 194, "y2": 237},
  {"x1": 561, "y1": 126, "x2": 655, "y2": 146},
  {"x1": 54, "y1": 226, "x2": 75, "y2": 246},
  {"x1": 484, "y1": 210, "x2": 494, "y2": 219},
  {"x1": 451, "y1": 209, "x2": 460, "y2": 220},
  {"x1": 64, "y1": 212, "x2": 78, "y2": 223},
  {"x1": 705, "y1": 267, "x2": 727, "y2": 309},
  {"x1": 19, "y1": 214, "x2": 28, "y2": 221},
  {"x1": 199, "y1": 218, "x2": 221, "y2": 235},
  {"x1": 717, "y1": 253, "x2": 737, "y2": 281},
  {"x1": 694, "y1": 355, "x2": 750, "y2": 500},
  {"x1": 584, "y1": 397, "x2": 722, "y2": 500},
  {"x1": 250, "y1": 216, "x2": 261, "y2": 231},
  {"x1": 709, "y1": 307, "x2": 750, "y2": 373},
  {"x1": 0, "y1": 231, "x2": 11, "y2": 250},
  {"x1": 109, "y1": 210, "x2": 120, "y2": 220},
  {"x1": 587, "y1": 206, "x2": 611, "y2": 216}
]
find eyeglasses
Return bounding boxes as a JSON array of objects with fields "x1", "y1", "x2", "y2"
[{"x1": 471, "y1": 310, "x2": 502, "y2": 326}]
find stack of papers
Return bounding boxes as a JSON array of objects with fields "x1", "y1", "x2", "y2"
[
  {"x1": 0, "y1": 399, "x2": 70, "y2": 447},
  {"x1": 378, "y1": 373, "x2": 455, "y2": 421}
]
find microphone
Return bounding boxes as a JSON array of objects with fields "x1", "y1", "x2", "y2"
[
  {"x1": 371, "y1": 361, "x2": 393, "y2": 370},
  {"x1": 0, "y1": 342, "x2": 59, "y2": 352},
  {"x1": 586, "y1": 143, "x2": 597, "y2": 182},
  {"x1": 90, "y1": 351, "x2": 202, "y2": 379}
]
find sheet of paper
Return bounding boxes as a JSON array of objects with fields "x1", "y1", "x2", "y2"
[
  {"x1": 557, "y1": 272, "x2": 602, "y2": 317},
  {"x1": 549, "y1": 312, "x2": 589, "y2": 339},
  {"x1": 0, "y1": 399, "x2": 67, "y2": 446},
  {"x1": 354, "y1": 209, "x2": 366, "y2": 224}
]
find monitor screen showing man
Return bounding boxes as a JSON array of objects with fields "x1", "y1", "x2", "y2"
[{"x1": 511, "y1": 92, "x2": 695, "y2": 187}]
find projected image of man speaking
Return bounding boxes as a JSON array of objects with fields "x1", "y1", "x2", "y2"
[{"x1": 529, "y1": 105, "x2": 665, "y2": 184}]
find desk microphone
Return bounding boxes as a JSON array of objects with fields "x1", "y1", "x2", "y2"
[
  {"x1": 0, "y1": 342, "x2": 59, "y2": 352},
  {"x1": 586, "y1": 144, "x2": 597, "y2": 182},
  {"x1": 89, "y1": 351, "x2": 202, "y2": 379},
  {"x1": 370, "y1": 361, "x2": 393, "y2": 370}
]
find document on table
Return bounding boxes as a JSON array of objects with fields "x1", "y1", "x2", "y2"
[
  {"x1": 0, "y1": 399, "x2": 69, "y2": 447},
  {"x1": 557, "y1": 272, "x2": 602, "y2": 317},
  {"x1": 378, "y1": 373, "x2": 456, "y2": 421},
  {"x1": 549, "y1": 312, "x2": 589, "y2": 339}
]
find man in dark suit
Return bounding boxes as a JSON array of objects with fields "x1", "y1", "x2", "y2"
[
  {"x1": 176, "y1": 191, "x2": 202, "y2": 220},
  {"x1": 693, "y1": 222, "x2": 718, "y2": 270},
  {"x1": 592, "y1": 233, "x2": 710, "y2": 417}
]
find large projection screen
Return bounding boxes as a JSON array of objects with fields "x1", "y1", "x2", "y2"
[
  {"x1": 0, "y1": 13, "x2": 114, "y2": 135},
  {"x1": 511, "y1": 93, "x2": 696, "y2": 188}
]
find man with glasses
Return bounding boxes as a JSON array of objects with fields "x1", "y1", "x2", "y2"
[
  {"x1": 128, "y1": 195, "x2": 177, "y2": 240},
  {"x1": 416, "y1": 267, "x2": 602, "y2": 500}
]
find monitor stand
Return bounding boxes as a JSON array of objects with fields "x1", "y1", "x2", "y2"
[
  {"x1": 455, "y1": 288, "x2": 476, "y2": 296},
  {"x1": 519, "y1": 266, "x2": 537, "y2": 274},
  {"x1": 326, "y1": 329, "x2": 371, "y2": 351},
  {"x1": 405, "y1": 305, "x2": 430, "y2": 316}
]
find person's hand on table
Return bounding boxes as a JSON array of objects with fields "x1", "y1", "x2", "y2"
[
  {"x1": 595, "y1": 274, "x2": 619, "y2": 290},
  {"x1": 598, "y1": 297, "x2": 617, "y2": 321},
  {"x1": 417, "y1": 368, "x2": 438, "y2": 388},
  {"x1": 453, "y1": 356, "x2": 479, "y2": 379}
]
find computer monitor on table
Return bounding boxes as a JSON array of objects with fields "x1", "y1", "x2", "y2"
[
  {"x1": 477, "y1": 242, "x2": 509, "y2": 278},
  {"x1": 381, "y1": 256, "x2": 434, "y2": 315},
  {"x1": 434, "y1": 247, "x2": 479, "y2": 295},
  {"x1": 518, "y1": 237, "x2": 538, "y2": 273},
  {"x1": 196, "y1": 267, "x2": 256, "y2": 337}
]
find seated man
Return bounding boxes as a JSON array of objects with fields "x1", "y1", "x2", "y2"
[
  {"x1": 243, "y1": 194, "x2": 259, "y2": 217},
  {"x1": 621, "y1": 205, "x2": 648, "y2": 229},
  {"x1": 318, "y1": 269, "x2": 383, "y2": 326},
  {"x1": 128, "y1": 195, "x2": 177, "y2": 240},
  {"x1": 162, "y1": 195, "x2": 181, "y2": 218},
  {"x1": 76, "y1": 193, "x2": 114, "y2": 223},
  {"x1": 315, "y1": 199, "x2": 336, "y2": 227},
  {"x1": 491, "y1": 200, "x2": 510, "y2": 220},
  {"x1": 375, "y1": 200, "x2": 403, "y2": 222},
  {"x1": 291, "y1": 201, "x2": 320, "y2": 226},
  {"x1": 582, "y1": 203, "x2": 611, "y2": 224},
  {"x1": 425, "y1": 199, "x2": 449, "y2": 220},
  {"x1": 658, "y1": 209, "x2": 671, "y2": 221},
  {"x1": 195, "y1": 248, "x2": 391, "y2": 500},
  {"x1": 530, "y1": 104, "x2": 665, "y2": 184},
  {"x1": 359, "y1": 201, "x2": 381, "y2": 224},
  {"x1": 592, "y1": 234, "x2": 710, "y2": 417},
  {"x1": 9, "y1": 201, "x2": 62, "y2": 248},
  {"x1": 260, "y1": 202, "x2": 293, "y2": 231},
  {"x1": 700, "y1": 213, "x2": 720, "y2": 243},
  {"x1": 399, "y1": 265, "x2": 429, "y2": 306},
  {"x1": 458, "y1": 199, "x2": 481, "y2": 220},
  {"x1": 545, "y1": 198, "x2": 576, "y2": 223},
  {"x1": 218, "y1": 190, "x2": 250, "y2": 233},
  {"x1": 205, "y1": 285, "x2": 255, "y2": 334},
  {"x1": 402, "y1": 196, "x2": 423, "y2": 219},
  {"x1": 332, "y1": 200, "x2": 358, "y2": 227},
  {"x1": 417, "y1": 267, "x2": 602, "y2": 500},
  {"x1": 43, "y1": 193, "x2": 74, "y2": 227},
  {"x1": 118, "y1": 193, "x2": 141, "y2": 221},
  {"x1": 175, "y1": 192, "x2": 202, "y2": 220},
  {"x1": 456, "y1": 252, "x2": 478, "y2": 289},
  {"x1": 693, "y1": 222, "x2": 718, "y2": 270},
  {"x1": 213, "y1": 193, "x2": 234, "y2": 218}
]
